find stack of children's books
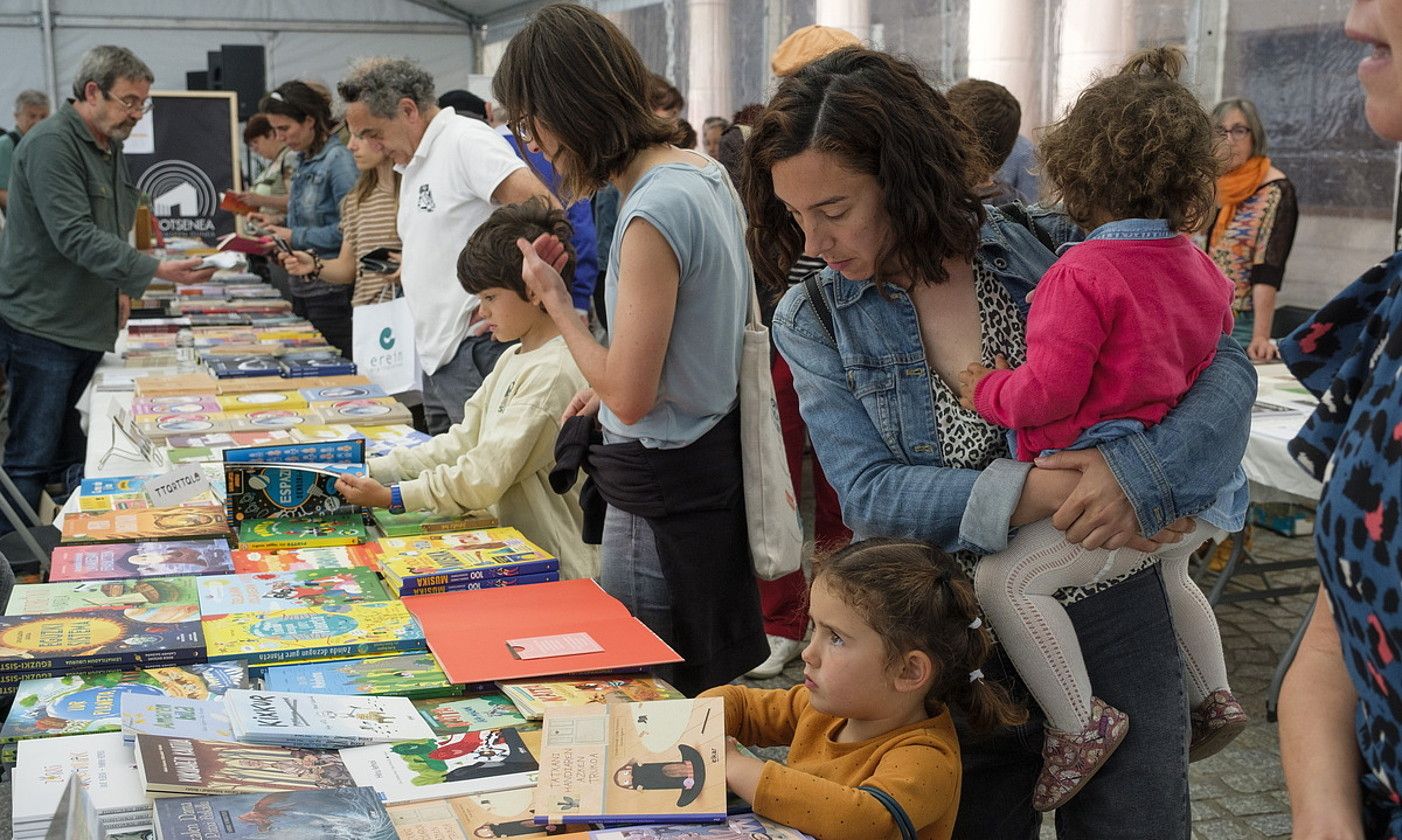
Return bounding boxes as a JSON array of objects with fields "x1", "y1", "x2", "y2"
[{"x1": 375, "y1": 528, "x2": 561, "y2": 596}]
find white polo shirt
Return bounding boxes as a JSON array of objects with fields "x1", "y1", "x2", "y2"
[{"x1": 396, "y1": 107, "x2": 525, "y2": 374}]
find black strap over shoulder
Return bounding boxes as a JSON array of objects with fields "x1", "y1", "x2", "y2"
[
  {"x1": 802, "y1": 270, "x2": 836, "y2": 344},
  {"x1": 859, "y1": 785, "x2": 918, "y2": 840},
  {"x1": 996, "y1": 201, "x2": 1058, "y2": 256}
]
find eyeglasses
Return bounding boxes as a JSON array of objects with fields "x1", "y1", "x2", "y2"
[
  {"x1": 104, "y1": 91, "x2": 152, "y2": 115},
  {"x1": 1215, "y1": 125, "x2": 1251, "y2": 140}
]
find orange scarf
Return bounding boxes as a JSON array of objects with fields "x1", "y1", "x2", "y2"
[{"x1": 1212, "y1": 155, "x2": 1271, "y2": 243}]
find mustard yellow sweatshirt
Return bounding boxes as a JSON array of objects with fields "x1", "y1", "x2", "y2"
[
  {"x1": 699, "y1": 684, "x2": 960, "y2": 840},
  {"x1": 369, "y1": 336, "x2": 600, "y2": 580}
]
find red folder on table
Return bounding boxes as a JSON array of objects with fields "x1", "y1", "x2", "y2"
[{"x1": 403, "y1": 578, "x2": 683, "y2": 685}]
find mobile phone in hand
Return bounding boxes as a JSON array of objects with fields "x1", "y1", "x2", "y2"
[
  {"x1": 359, "y1": 246, "x2": 401, "y2": 274},
  {"x1": 273, "y1": 236, "x2": 294, "y2": 255}
]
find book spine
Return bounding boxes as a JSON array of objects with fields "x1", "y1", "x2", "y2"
[
  {"x1": 0, "y1": 648, "x2": 204, "y2": 678},
  {"x1": 238, "y1": 536, "x2": 361, "y2": 551},
  {"x1": 211, "y1": 638, "x2": 423, "y2": 666},
  {"x1": 399, "y1": 560, "x2": 561, "y2": 589},
  {"x1": 398, "y1": 571, "x2": 559, "y2": 595}
]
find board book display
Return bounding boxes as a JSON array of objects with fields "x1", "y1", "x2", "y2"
[
  {"x1": 260, "y1": 652, "x2": 456, "y2": 699},
  {"x1": 1, "y1": 662, "x2": 245, "y2": 741},
  {"x1": 231, "y1": 543, "x2": 381, "y2": 574},
  {"x1": 151, "y1": 786, "x2": 397, "y2": 840},
  {"x1": 135, "y1": 734, "x2": 356, "y2": 795},
  {"x1": 236, "y1": 514, "x2": 369, "y2": 550},
  {"x1": 120, "y1": 695, "x2": 235, "y2": 744},
  {"x1": 196, "y1": 567, "x2": 389, "y2": 616},
  {"x1": 201, "y1": 600, "x2": 425, "y2": 665},
  {"x1": 404, "y1": 579, "x2": 682, "y2": 685},
  {"x1": 59, "y1": 508, "x2": 232, "y2": 546},
  {"x1": 533, "y1": 698, "x2": 727, "y2": 826},
  {"x1": 50, "y1": 540, "x2": 234, "y2": 581},
  {"x1": 5, "y1": 577, "x2": 199, "y2": 616},
  {"x1": 224, "y1": 689, "x2": 434, "y2": 748},
  {"x1": 387, "y1": 788, "x2": 551, "y2": 840},
  {"x1": 498, "y1": 675, "x2": 685, "y2": 721},
  {"x1": 339, "y1": 729, "x2": 539, "y2": 805}
]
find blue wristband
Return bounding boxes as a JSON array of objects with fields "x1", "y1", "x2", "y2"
[{"x1": 389, "y1": 484, "x2": 405, "y2": 514}]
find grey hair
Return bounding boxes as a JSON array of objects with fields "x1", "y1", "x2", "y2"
[
  {"x1": 71, "y1": 45, "x2": 153, "y2": 100},
  {"x1": 1212, "y1": 97, "x2": 1268, "y2": 158},
  {"x1": 337, "y1": 58, "x2": 436, "y2": 119},
  {"x1": 14, "y1": 89, "x2": 49, "y2": 113}
]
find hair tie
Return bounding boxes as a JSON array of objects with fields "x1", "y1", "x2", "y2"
[
  {"x1": 968, "y1": 616, "x2": 983, "y2": 631},
  {"x1": 968, "y1": 669, "x2": 985, "y2": 683}
]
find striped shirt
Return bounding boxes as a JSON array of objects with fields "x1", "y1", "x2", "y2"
[{"x1": 339, "y1": 183, "x2": 402, "y2": 306}]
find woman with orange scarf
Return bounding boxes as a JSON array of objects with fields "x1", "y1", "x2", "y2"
[{"x1": 1203, "y1": 98, "x2": 1299, "y2": 361}]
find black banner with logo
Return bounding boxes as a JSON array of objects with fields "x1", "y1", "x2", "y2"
[{"x1": 124, "y1": 91, "x2": 241, "y2": 240}]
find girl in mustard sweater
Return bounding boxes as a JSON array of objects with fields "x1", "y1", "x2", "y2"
[{"x1": 701, "y1": 540, "x2": 1024, "y2": 840}]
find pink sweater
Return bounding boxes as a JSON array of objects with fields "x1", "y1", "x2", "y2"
[{"x1": 973, "y1": 235, "x2": 1234, "y2": 460}]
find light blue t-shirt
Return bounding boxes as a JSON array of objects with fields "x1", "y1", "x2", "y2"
[{"x1": 600, "y1": 159, "x2": 748, "y2": 449}]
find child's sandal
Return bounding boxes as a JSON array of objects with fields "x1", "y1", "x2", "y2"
[
  {"x1": 1032, "y1": 696, "x2": 1130, "y2": 812},
  {"x1": 1189, "y1": 688, "x2": 1249, "y2": 763}
]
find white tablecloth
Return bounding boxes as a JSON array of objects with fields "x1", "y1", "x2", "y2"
[{"x1": 1243, "y1": 362, "x2": 1322, "y2": 503}]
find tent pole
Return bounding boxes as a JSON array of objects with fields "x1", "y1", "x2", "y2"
[{"x1": 40, "y1": 0, "x2": 58, "y2": 108}]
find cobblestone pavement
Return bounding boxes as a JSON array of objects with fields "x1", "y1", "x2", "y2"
[{"x1": 740, "y1": 528, "x2": 1318, "y2": 840}]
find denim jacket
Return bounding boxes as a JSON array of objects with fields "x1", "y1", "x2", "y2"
[
  {"x1": 771, "y1": 207, "x2": 1257, "y2": 555},
  {"x1": 287, "y1": 136, "x2": 357, "y2": 260}
]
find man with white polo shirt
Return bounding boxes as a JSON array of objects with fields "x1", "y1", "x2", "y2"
[{"x1": 337, "y1": 58, "x2": 556, "y2": 433}]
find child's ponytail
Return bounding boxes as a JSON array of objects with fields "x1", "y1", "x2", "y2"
[
  {"x1": 1118, "y1": 45, "x2": 1187, "y2": 82},
  {"x1": 813, "y1": 539, "x2": 1027, "y2": 733}
]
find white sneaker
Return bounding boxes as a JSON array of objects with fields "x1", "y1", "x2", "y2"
[{"x1": 746, "y1": 634, "x2": 806, "y2": 679}]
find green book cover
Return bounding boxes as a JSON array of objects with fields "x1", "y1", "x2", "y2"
[
  {"x1": 5, "y1": 577, "x2": 199, "y2": 616},
  {"x1": 412, "y1": 692, "x2": 527, "y2": 735},
  {"x1": 371, "y1": 509, "x2": 496, "y2": 537},
  {"x1": 261, "y1": 653, "x2": 458, "y2": 699},
  {"x1": 237, "y1": 515, "x2": 367, "y2": 551}
]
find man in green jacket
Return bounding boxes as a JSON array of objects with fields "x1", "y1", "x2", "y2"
[{"x1": 0, "y1": 46, "x2": 214, "y2": 532}]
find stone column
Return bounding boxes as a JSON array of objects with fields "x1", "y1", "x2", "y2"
[
  {"x1": 1055, "y1": 0, "x2": 1136, "y2": 117},
  {"x1": 967, "y1": 0, "x2": 1041, "y2": 137},
  {"x1": 815, "y1": 0, "x2": 871, "y2": 46},
  {"x1": 687, "y1": 0, "x2": 731, "y2": 135}
]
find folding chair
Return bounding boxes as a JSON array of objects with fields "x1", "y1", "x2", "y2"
[{"x1": 0, "y1": 465, "x2": 59, "y2": 580}]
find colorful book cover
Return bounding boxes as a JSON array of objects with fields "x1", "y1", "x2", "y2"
[
  {"x1": 231, "y1": 544, "x2": 381, "y2": 574},
  {"x1": 224, "y1": 437, "x2": 367, "y2": 466},
  {"x1": 59, "y1": 508, "x2": 232, "y2": 546},
  {"x1": 379, "y1": 529, "x2": 558, "y2": 589},
  {"x1": 397, "y1": 572, "x2": 560, "y2": 596},
  {"x1": 134, "y1": 734, "x2": 356, "y2": 795},
  {"x1": 340, "y1": 729, "x2": 539, "y2": 804},
  {"x1": 372, "y1": 508, "x2": 499, "y2": 538},
  {"x1": 225, "y1": 689, "x2": 435, "y2": 748},
  {"x1": 12, "y1": 733, "x2": 148, "y2": 831},
  {"x1": 224, "y1": 462, "x2": 366, "y2": 523},
  {"x1": 151, "y1": 787, "x2": 397, "y2": 840},
  {"x1": 387, "y1": 788, "x2": 554, "y2": 840},
  {"x1": 216, "y1": 391, "x2": 310, "y2": 413},
  {"x1": 201, "y1": 601, "x2": 424, "y2": 665},
  {"x1": 0, "y1": 610, "x2": 207, "y2": 676},
  {"x1": 237, "y1": 515, "x2": 368, "y2": 551},
  {"x1": 497, "y1": 676, "x2": 685, "y2": 721},
  {"x1": 79, "y1": 476, "x2": 149, "y2": 496},
  {"x1": 413, "y1": 692, "x2": 527, "y2": 735},
  {"x1": 5, "y1": 577, "x2": 199, "y2": 616},
  {"x1": 315, "y1": 399, "x2": 413, "y2": 426},
  {"x1": 131, "y1": 396, "x2": 221, "y2": 417},
  {"x1": 197, "y1": 568, "x2": 389, "y2": 616},
  {"x1": 300, "y1": 384, "x2": 388, "y2": 403},
  {"x1": 261, "y1": 653, "x2": 456, "y2": 698},
  {"x1": 120, "y1": 695, "x2": 236, "y2": 743},
  {"x1": 586, "y1": 815, "x2": 817, "y2": 839},
  {"x1": 1, "y1": 662, "x2": 245, "y2": 741},
  {"x1": 532, "y1": 698, "x2": 726, "y2": 826},
  {"x1": 357, "y1": 424, "x2": 433, "y2": 457},
  {"x1": 50, "y1": 539, "x2": 234, "y2": 580}
]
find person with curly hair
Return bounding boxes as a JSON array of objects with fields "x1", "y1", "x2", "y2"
[
  {"x1": 747, "y1": 45, "x2": 1254, "y2": 837},
  {"x1": 952, "y1": 46, "x2": 1250, "y2": 811}
]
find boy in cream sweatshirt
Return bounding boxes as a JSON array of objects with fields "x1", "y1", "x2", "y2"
[{"x1": 335, "y1": 198, "x2": 599, "y2": 580}]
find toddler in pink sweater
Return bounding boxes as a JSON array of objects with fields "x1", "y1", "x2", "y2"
[{"x1": 955, "y1": 47, "x2": 1249, "y2": 812}]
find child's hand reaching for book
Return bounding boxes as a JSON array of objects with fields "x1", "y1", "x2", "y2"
[
  {"x1": 956, "y1": 355, "x2": 1009, "y2": 411},
  {"x1": 517, "y1": 234, "x2": 573, "y2": 315},
  {"x1": 723, "y1": 736, "x2": 764, "y2": 804},
  {"x1": 334, "y1": 474, "x2": 393, "y2": 509}
]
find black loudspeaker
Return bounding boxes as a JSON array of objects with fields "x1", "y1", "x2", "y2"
[
  {"x1": 206, "y1": 50, "x2": 223, "y2": 86},
  {"x1": 213, "y1": 45, "x2": 266, "y2": 122},
  {"x1": 186, "y1": 71, "x2": 208, "y2": 91}
]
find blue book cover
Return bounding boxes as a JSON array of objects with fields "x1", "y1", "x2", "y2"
[
  {"x1": 223, "y1": 438, "x2": 366, "y2": 466},
  {"x1": 260, "y1": 653, "x2": 454, "y2": 698},
  {"x1": 152, "y1": 786, "x2": 396, "y2": 840},
  {"x1": 224, "y1": 462, "x2": 366, "y2": 523},
  {"x1": 205, "y1": 355, "x2": 281, "y2": 379}
]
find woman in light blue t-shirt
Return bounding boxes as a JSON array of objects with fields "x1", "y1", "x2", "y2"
[{"x1": 492, "y1": 3, "x2": 766, "y2": 694}]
